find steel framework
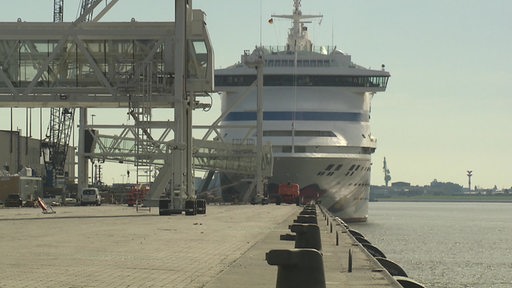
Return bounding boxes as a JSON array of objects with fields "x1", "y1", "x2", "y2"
[
  {"x1": 0, "y1": 20, "x2": 212, "y2": 107},
  {"x1": 0, "y1": 3, "x2": 272, "y2": 205}
]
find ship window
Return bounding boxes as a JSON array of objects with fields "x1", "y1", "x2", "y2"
[
  {"x1": 263, "y1": 130, "x2": 335, "y2": 137},
  {"x1": 282, "y1": 146, "x2": 292, "y2": 153},
  {"x1": 349, "y1": 164, "x2": 356, "y2": 171},
  {"x1": 335, "y1": 164, "x2": 343, "y2": 171},
  {"x1": 263, "y1": 130, "x2": 293, "y2": 136},
  {"x1": 294, "y1": 130, "x2": 335, "y2": 137},
  {"x1": 215, "y1": 74, "x2": 389, "y2": 88},
  {"x1": 188, "y1": 40, "x2": 208, "y2": 79},
  {"x1": 297, "y1": 76, "x2": 312, "y2": 85},
  {"x1": 325, "y1": 164, "x2": 335, "y2": 171}
]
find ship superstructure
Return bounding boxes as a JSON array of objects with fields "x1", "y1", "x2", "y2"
[{"x1": 215, "y1": 0, "x2": 389, "y2": 221}]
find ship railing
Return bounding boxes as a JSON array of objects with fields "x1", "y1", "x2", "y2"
[{"x1": 260, "y1": 45, "x2": 338, "y2": 55}]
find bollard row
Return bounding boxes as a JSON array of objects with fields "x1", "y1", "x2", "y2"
[
  {"x1": 265, "y1": 204, "x2": 327, "y2": 288},
  {"x1": 317, "y1": 205, "x2": 426, "y2": 288}
]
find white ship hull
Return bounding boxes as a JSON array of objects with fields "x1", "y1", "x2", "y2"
[
  {"x1": 274, "y1": 156, "x2": 370, "y2": 222},
  {"x1": 220, "y1": 155, "x2": 370, "y2": 222},
  {"x1": 214, "y1": 0, "x2": 389, "y2": 222}
]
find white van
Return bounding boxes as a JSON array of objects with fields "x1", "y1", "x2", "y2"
[{"x1": 79, "y1": 188, "x2": 101, "y2": 206}]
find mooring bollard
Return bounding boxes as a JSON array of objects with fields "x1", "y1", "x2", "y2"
[
  {"x1": 348, "y1": 248, "x2": 353, "y2": 273},
  {"x1": 280, "y1": 233, "x2": 297, "y2": 241},
  {"x1": 266, "y1": 248, "x2": 326, "y2": 288},
  {"x1": 299, "y1": 209, "x2": 316, "y2": 216},
  {"x1": 293, "y1": 214, "x2": 318, "y2": 224},
  {"x1": 289, "y1": 223, "x2": 322, "y2": 251}
]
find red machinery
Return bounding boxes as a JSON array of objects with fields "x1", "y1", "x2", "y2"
[{"x1": 278, "y1": 182, "x2": 300, "y2": 204}]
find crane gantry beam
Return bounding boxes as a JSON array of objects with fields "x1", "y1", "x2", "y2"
[{"x1": 0, "y1": 1, "x2": 215, "y2": 202}]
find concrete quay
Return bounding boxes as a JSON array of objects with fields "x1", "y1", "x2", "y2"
[
  {"x1": 0, "y1": 204, "x2": 402, "y2": 288},
  {"x1": 205, "y1": 205, "x2": 403, "y2": 288}
]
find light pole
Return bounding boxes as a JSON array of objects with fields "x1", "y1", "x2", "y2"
[
  {"x1": 467, "y1": 170, "x2": 473, "y2": 191},
  {"x1": 242, "y1": 49, "x2": 264, "y2": 201}
]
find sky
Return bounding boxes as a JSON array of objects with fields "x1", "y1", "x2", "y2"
[{"x1": 1, "y1": 0, "x2": 511, "y2": 189}]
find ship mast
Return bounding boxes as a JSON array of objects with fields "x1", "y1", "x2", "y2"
[{"x1": 271, "y1": 0, "x2": 322, "y2": 52}]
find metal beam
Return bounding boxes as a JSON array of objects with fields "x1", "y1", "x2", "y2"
[{"x1": 0, "y1": 19, "x2": 213, "y2": 107}]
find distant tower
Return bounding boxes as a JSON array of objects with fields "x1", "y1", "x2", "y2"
[
  {"x1": 383, "y1": 157, "x2": 391, "y2": 187},
  {"x1": 467, "y1": 170, "x2": 473, "y2": 191}
]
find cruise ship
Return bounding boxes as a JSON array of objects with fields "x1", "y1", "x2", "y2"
[{"x1": 214, "y1": 0, "x2": 390, "y2": 222}]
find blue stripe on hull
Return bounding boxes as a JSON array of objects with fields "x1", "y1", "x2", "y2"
[{"x1": 224, "y1": 111, "x2": 368, "y2": 122}]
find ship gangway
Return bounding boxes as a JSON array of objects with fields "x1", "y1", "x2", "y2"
[{"x1": 83, "y1": 124, "x2": 273, "y2": 205}]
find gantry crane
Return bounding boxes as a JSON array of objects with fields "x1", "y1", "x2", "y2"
[
  {"x1": 42, "y1": 0, "x2": 95, "y2": 189},
  {"x1": 79, "y1": 0, "x2": 95, "y2": 22},
  {"x1": 41, "y1": 0, "x2": 75, "y2": 189},
  {"x1": 53, "y1": 0, "x2": 64, "y2": 22}
]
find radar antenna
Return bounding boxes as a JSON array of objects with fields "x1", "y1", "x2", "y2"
[{"x1": 271, "y1": 0, "x2": 323, "y2": 52}]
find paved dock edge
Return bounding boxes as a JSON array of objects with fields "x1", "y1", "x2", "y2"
[{"x1": 205, "y1": 205, "x2": 405, "y2": 288}]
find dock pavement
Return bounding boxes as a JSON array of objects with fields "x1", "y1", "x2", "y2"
[{"x1": 0, "y1": 204, "x2": 402, "y2": 288}]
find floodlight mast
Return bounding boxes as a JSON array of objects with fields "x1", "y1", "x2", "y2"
[{"x1": 242, "y1": 50, "x2": 265, "y2": 201}]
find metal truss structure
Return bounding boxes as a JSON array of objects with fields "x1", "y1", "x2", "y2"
[
  {"x1": 85, "y1": 125, "x2": 272, "y2": 176},
  {"x1": 0, "y1": 20, "x2": 211, "y2": 108},
  {"x1": 0, "y1": 1, "x2": 272, "y2": 205}
]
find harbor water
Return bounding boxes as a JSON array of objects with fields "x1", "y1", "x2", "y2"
[{"x1": 351, "y1": 202, "x2": 512, "y2": 288}]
